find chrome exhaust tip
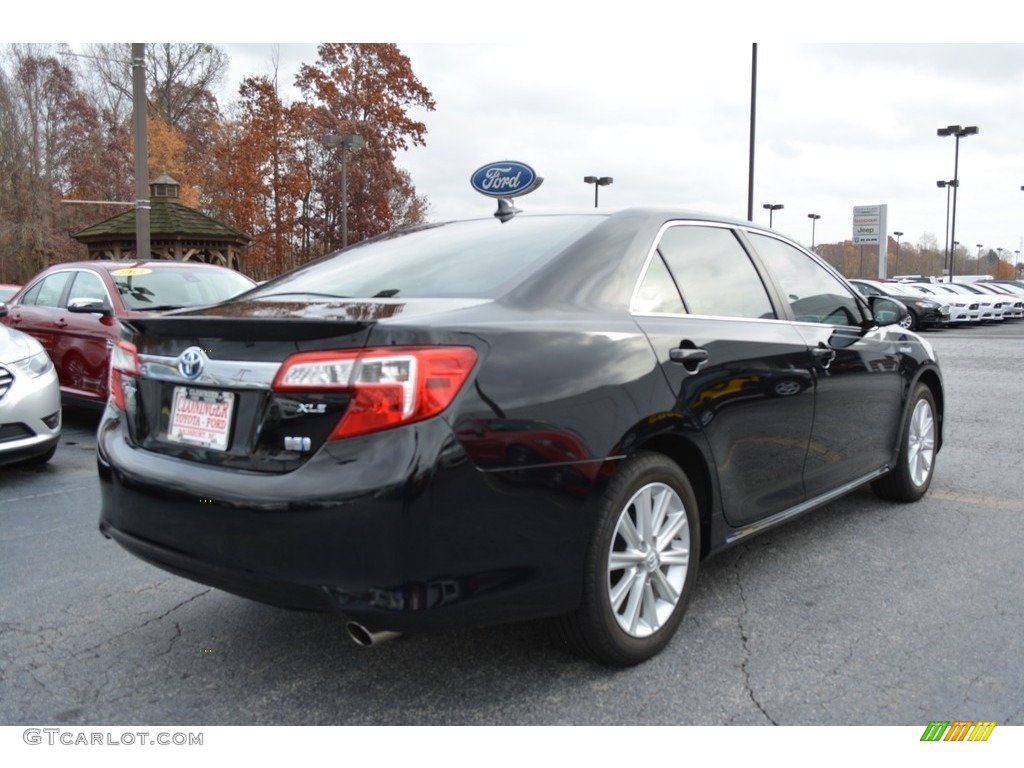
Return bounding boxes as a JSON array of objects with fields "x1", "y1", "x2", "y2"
[{"x1": 346, "y1": 621, "x2": 402, "y2": 647}]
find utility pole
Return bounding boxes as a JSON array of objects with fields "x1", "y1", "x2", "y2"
[{"x1": 132, "y1": 44, "x2": 150, "y2": 261}]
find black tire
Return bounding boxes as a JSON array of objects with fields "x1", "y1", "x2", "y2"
[
  {"x1": 898, "y1": 310, "x2": 917, "y2": 330},
  {"x1": 553, "y1": 452, "x2": 700, "y2": 666},
  {"x1": 871, "y1": 383, "x2": 937, "y2": 502}
]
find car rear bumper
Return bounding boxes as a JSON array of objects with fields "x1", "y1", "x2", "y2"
[{"x1": 97, "y1": 409, "x2": 595, "y2": 632}]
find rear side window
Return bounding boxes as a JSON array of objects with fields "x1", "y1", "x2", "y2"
[
  {"x1": 655, "y1": 225, "x2": 776, "y2": 319},
  {"x1": 23, "y1": 272, "x2": 72, "y2": 308}
]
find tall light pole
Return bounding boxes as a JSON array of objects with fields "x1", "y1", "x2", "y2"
[
  {"x1": 747, "y1": 43, "x2": 757, "y2": 222},
  {"x1": 893, "y1": 231, "x2": 903, "y2": 275},
  {"x1": 937, "y1": 179, "x2": 957, "y2": 277},
  {"x1": 937, "y1": 124, "x2": 979, "y2": 283},
  {"x1": 131, "y1": 44, "x2": 150, "y2": 262},
  {"x1": 583, "y1": 176, "x2": 613, "y2": 208},
  {"x1": 808, "y1": 213, "x2": 820, "y2": 250},
  {"x1": 763, "y1": 203, "x2": 783, "y2": 228},
  {"x1": 322, "y1": 133, "x2": 366, "y2": 249}
]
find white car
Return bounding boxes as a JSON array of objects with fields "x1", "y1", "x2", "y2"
[
  {"x1": 897, "y1": 286, "x2": 974, "y2": 327},
  {"x1": 944, "y1": 283, "x2": 1007, "y2": 322},
  {"x1": 0, "y1": 323, "x2": 61, "y2": 466},
  {"x1": 970, "y1": 283, "x2": 1024, "y2": 319}
]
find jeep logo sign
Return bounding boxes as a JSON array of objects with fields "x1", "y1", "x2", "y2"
[{"x1": 470, "y1": 161, "x2": 543, "y2": 199}]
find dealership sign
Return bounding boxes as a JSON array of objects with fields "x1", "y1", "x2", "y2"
[
  {"x1": 852, "y1": 204, "x2": 887, "y2": 245},
  {"x1": 470, "y1": 161, "x2": 544, "y2": 199},
  {"x1": 852, "y1": 204, "x2": 890, "y2": 278}
]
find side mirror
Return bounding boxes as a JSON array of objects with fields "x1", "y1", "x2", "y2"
[
  {"x1": 0, "y1": 302, "x2": 7, "y2": 318},
  {"x1": 868, "y1": 296, "x2": 908, "y2": 327},
  {"x1": 67, "y1": 297, "x2": 113, "y2": 317}
]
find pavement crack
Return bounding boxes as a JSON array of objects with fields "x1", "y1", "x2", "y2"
[
  {"x1": 74, "y1": 588, "x2": 212, "y2": 658},
  {"x1": 733, "y1": 552, "x2": 778, "y2": 726}
]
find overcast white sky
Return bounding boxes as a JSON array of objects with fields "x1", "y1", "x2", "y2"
[
  {"x1": 215, "y1": 35, "x2": 1024, "y2": 261},
  {"x1": 25, "y1": 3, "x2": 1024, "y2": 262}
]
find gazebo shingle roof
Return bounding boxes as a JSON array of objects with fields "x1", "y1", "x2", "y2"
[{"x1": 73, "y1": 198, "x2": 250, "y2": 243}]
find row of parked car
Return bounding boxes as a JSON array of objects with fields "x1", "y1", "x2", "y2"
[
  {"x1": 0, "y1": 260, "x2": 256, "y2": 467},
  {"x1": 849, "y1": 278, "x2": 1024, "y2": 330}
]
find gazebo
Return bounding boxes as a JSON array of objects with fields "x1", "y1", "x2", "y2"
[{"x1": 71, "y1": 174, "x2": 251, "y2": 271}]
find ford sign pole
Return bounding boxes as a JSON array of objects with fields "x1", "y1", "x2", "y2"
[{"x1": 470, "y1": 161, "x2": 544, "y2": 222}]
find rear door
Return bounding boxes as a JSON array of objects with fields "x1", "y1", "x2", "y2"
[{"x1": 631, "y1": 222, "x2": 815, "y2": 527}]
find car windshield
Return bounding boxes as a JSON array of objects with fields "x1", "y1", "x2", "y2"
[
  {"x1": 251, "y1": 215, "x2": 605, "y2": 300},
  {"x1": 112, "y1": 268, "x2": 254, "y2": 310}
]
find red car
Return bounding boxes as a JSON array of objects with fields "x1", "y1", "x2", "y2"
[{"x1": 0, "y1": 261, "x2": 255, "y2": 407}]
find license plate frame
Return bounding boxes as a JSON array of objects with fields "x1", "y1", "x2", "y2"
[{"x1": 167, "y1": 386, "x2": 235, "y2": 451}]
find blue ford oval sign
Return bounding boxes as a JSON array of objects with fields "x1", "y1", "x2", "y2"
[{"x1": 470, "y1": 161, "x2": 543, "y2": 199}]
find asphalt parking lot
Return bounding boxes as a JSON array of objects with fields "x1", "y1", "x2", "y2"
[{"x1": 1, "y1": 322, "x2": 1022, "y2": 726}]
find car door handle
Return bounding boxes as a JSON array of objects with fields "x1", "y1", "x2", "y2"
[
  {"x1": 669, "y1": 346, "x2": 709, "y2": 373},
  {"x1": 56, "y1": 319, "x2": 68, "y2": 328},
  {"x1": 812, "y1": 347, "x2": 836, "y2": 369}
]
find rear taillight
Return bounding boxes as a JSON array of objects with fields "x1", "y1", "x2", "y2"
[
  {"x1": 109, "y1": 340, "x2": 139, "y2": 411},
  {"x1": 272, "y1": 346, "x2": 478, "y2": 439}
]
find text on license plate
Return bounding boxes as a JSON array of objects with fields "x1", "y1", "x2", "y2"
[{"x1": 168, "y1": 387, "x2": 234, "y2": 451}]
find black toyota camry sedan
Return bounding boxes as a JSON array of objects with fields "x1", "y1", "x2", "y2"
[{"x1": 97, "y1": 207, "x2": 943, "y2": 665}]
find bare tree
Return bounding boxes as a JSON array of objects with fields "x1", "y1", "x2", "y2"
[{"x1": 82, "y1": 43, "x2": 228, "y2": 127}]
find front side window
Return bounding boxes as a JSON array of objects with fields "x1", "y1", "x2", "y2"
[
  {"x1": 656, "y1": 225, "x2": 775, "y2": 319},
  {"x1": 748, "y1": 233, "x2": 864, "y2": 326},
  {"x1": 66, "y1": 271, "x2": 109, "y2": 306}
]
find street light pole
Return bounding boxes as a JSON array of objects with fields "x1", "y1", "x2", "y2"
[
  {"x1": 763, "y1": 203, "x2": 783, "y2": 228},
  {"x1": 893, "y1": 231, "x2": 903, "y2": 275},
  {"x1": 583, "y1": 176, "x2": 613, "y2": 208},
  {"x1": 322, "y1": 133, "x2": 366, "y2": 249},
  {"x1": 937, "y1": 125, "x2": 979, "y2": 283},
  {"x1": 808, "y1": 213, "x2": 820, "y2": 250},
  {"x1": 937, "y1": 180, "x2": 957, "y2": 277}
]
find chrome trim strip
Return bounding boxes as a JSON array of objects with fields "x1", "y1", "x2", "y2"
[
  {"x1": 138, "y1": 354, "x2": 280, "y2": 389},
  {"x1": 725, "y1": 467, "x2": 891, "y2": 544}
]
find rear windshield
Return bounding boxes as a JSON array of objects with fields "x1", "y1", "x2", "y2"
[
  {"x1": 113, "y1": 268, "x2": 254, "y2": 310},
  {"x1": 251, "y1": 216, "x2": 604, "y2": 300}
]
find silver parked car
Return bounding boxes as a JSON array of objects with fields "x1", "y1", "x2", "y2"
[{"x1": 0, "y1": 323, "x2": 61, "y2": 466}]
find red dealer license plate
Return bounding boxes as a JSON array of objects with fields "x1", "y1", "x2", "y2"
[{"x1": 168, "y1": 387, "x2": 235, "y2": 451}]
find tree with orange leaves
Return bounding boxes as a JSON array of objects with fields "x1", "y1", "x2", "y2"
[{"x1": 295, "y1": 44, "x2": 434, "y2": 254}]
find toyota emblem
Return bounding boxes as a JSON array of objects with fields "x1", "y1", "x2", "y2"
[{"x1": 177, "y1": 346, "x2": 206, "y2": 380}]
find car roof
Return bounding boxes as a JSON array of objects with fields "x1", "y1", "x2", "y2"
[{"x1": 45, "y1": 260, "x2": 238, "y2": 272}]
